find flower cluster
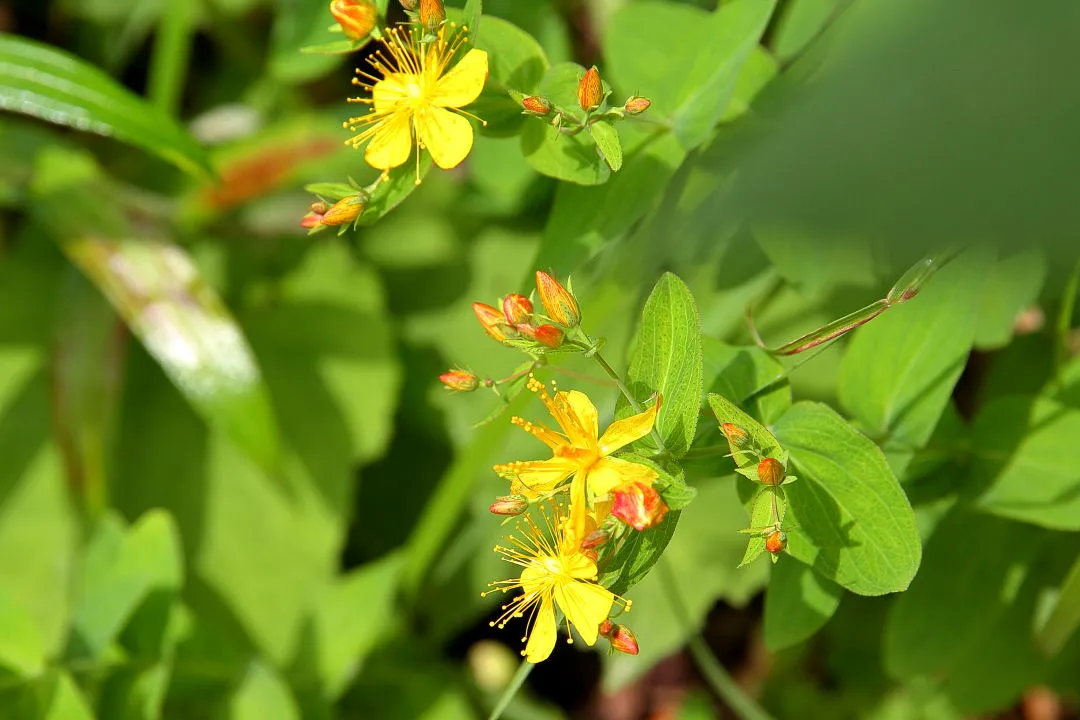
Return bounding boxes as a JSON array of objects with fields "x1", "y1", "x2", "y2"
[
  {"x1": 454, "y1": 272, "x2": 671, "y2": 662},
  {"x1": 515, "y1": 65, "x2": 651, "y2": 142}
]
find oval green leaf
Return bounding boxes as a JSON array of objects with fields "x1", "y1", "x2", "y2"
[{"x1": 772, "y1": 401, "x2": 921, "y2": 595}]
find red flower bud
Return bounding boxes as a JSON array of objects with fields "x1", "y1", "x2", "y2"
[
  {"x1": 489, "y1": 495, "x2": 528, "y2": 516},
  {"x1": 439, "y1": 369, "x2": 479, "y2": 392},
  {"x1": 608, "y1": 624, "x2": 639, "y2": 655},
  {"x1": 532, "y1": 324, "x2": 564, "y2": 349},
  {"x1": 580, "y1": 528, "x2": 609, "y2": 550},
  {"x1": 534, "y1": 271, "x2": 581, "y2": 327},
  {"x1": 473, "y1": 302, "x2": 514, "y2": 344},
  {"x1": 521, "y1": 96, "x2": 552, "y2": 116},
  {"x1": 599, "y1": 619, "x2": 614, "y2": 637},
  {"x1": 623, "y1": 96, "x2": 651, "y2": 115},
  {"x1": 502, "y1": 294, "x2": 533, "y2": 325},
  {"x1": 757, "y1": 458, "x2": 784, "y2": 486},
  {"x1": 578, "y1": 66, "x2": 603, "y2": 112},
  {"x1": 320, "y1": 194, "x2": 365, "y2": 226},
  {"x1": 418, "y1": 0, "x2": 445, "y2": 30},
  {"x1": 399, "y1": 0, "x2": 418, "y2": 9},
  {"x1": 300, "y1": 202, "x2": 327, "y2": 229},
  {"x1": 765, "y1": 531, "x2": 787, "y2": 554},
  {"x1": 329, "y1": 0, "x2": 378, "y2": 41},
  {"x1": 611, "y1": 480, "x2": 669, "y2": 531},
  {"x1": 721, "y1": 423, "x2": 752, "y2": 450}
]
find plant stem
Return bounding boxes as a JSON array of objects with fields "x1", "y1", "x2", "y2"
[
  {"x1": 587, "y1": 344, "x2": 668, "y2": 454},
  {"x1": 148, "y1": 0, "x2": 195, "y2": 114},
  {"x1": 487, "y1": 660, "x2": 534, "y2": 720},
  {"x1": 658, "y1": 560, "x2": 776, "y2": 720}
]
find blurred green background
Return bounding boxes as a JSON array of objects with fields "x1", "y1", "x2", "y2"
[{"x1": 1, "y1": 0, "x2": 1080, "y2": 717}]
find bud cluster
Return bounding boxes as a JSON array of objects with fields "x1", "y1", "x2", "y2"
[
  {"x1": 512, "y1": 65, "x2": 652, "y2": 138},
  {"x1": 469, "y1": 270, "x2": 582, "y2": 355},
  {"x1": 300, "y1": 190, "x2": 369, "y2": 235},
  {"x1": 723, "y1": 421, "x2": 797, "y2": 563}
]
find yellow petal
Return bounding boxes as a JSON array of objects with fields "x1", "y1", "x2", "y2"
[
  {"x1": 562, "y1": 391, "x2": 599, "y2": 446},
  {"x1": 524, "y1": 597, "x2": 558, "y2": 663},
  {"x1": 597, "y1": 402, "x2": 660, "y2": 456},
  {"x1": 561, "y1": 548, "x2": 599, "y2": 582},
  {"x1": 500, "y1": 458, "x2": 576, "y2": 498},
  {"x1": 585, "y1": 456, "x2": 658, "y2": 497},
  {"x1": 416, "y1": 106, "x2": 473, "y2": 169},
  {"x1": 364, "y1": 111, "x2": 413, "y2": 170},
  {"x1": 554, "y1": 580, "x2": 613, "y2": 646},
  {"x1": 432, "y1": 48, "x2": 488, "y2": 108}
]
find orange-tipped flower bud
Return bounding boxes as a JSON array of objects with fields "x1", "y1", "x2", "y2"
[
  {"x1": 578, "y1": 66, "x2": 603, "y2": 112},
  {"x1": 611, "y1": 480, "x2": 669, "y2": 531},
  {"x1": 419, "y1": 0, "x2": 445, "y2": 30},
  {"x1": 608, "y1": 624, "x2": 639, "y2": 655},
  {"x1": 473, "y1": 302, "x2": 514, "y2": 344},
  {"x1": 300, "y1": 201, "x2": 327, "y2": 229},
  {"x1": 489, "y1": 495, "x2": 529, "y2": 516},
  {"x1": 534, "y1": 271, "x2": 581, "y2": 327},
  {"x1": 766, "y1": 531, "x2": 787, "y2": 554},
  {"x1": 329, "y1": 0, "x2": 377, "y2": 41},
  {"x1": 580, "y1": 528, "x2": 610, "y2": 550},
  {"x1": 624, "y1": 96, "x2": 651, "y2": 115},
  {"x1": 521, "y1": 96, "x2": 552, "y2": 116},
  {"x1": 320, "y1": 194, "x2": 365, "y2": 226},
  {"x1": 439, "y1": 369, "x2": 479, "y2": 392},
  {"x1": 399, "y1": 0, "x2": 418, "y2": 8},
  {"x1": 757, "y1": 458, "x2": 784, "y2": 486},
  {"x1": 502, "y1": 294, "x2": 533, "y2": 325},
  {"x1": 721, "y1": 423, "x2": 751, "y2": 449},
  {"x1": 532, "y1": 324, "x2": 565, "y2": 349},
  {"x1": 599, "y1": 619, "x2": 614, "y2": 637}
]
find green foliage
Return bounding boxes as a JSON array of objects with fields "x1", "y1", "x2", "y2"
[{"x1": 0, "y1": 0, "x2": 1078, "y2": 718}]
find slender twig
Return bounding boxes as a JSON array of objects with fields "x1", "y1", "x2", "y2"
[
  {"x1": 657, "y1": 561, "x2": 776, "y2": 720},
  {"x1": 487, "y1": 660, "x2": 535, "y2": 720},
  {"x1": 585, "y1": 342, "x2": 669, "y2": 455}
]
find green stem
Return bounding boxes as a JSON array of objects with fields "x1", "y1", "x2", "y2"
[
  {"x1": 658, "y1": 560, "x2": 775, "y2": 720},
  {"x1": 148, "y1": 0, "x2": 196, "y2": 114},
  {"x1": 586, "y1": 343, "x2": 668, "y2": 454},
  {"x1": 1055, "y1": 258, "x2": 1080, "y2": 376},
  {"x1": 487, "y1": 660, "x2": 534, "y2": 720}
]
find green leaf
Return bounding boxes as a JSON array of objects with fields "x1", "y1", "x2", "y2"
[
  {"x1": 588, "y1": 120, "x2": 623, "y2": 172},
  {"x1": 269, "y1": 0, "x2": 348, "y2": 83},
  {"x1": 772, "y1": 402, "x2": 921, "y2": 595},
  {"x1": 738, "y1": 488, "x2": 780, "y2": 567},
  {"x1": 292, "y1": 554, "x2": 401, "y2": 700},
  {"x1": 605, "y1": 0, "x2": 775, "y2": 150},
  {"x1": 839, "y1": 249, "x2": 988, "y2": 451},
  {"x1": 974, "y1": 248, "x2": 1046, "y2": 349},
  {"x1": 43, "y1": 671, "x2": 96, "y2": 720},
  {"x1": 471, "y1": 15, "x2": 548, "y2": 136},
  {"x1": 0, "y1": 589, "x2": 45, "y2": 676},
  {"x1": 1038, "y1": 554, "x2": 1080, "y2": 656},
  {"x1": 618, "y1": 272, "x2": 703, "y2": 458},
  {"x1": 462, "y1": 0, "x2": 482, "y2": 37},
  {"x1": 771, "y1": 0, "x2": 837, "y2": 62},
  {"x1": 602, "y1": 477, "x2": 768, "y2": 689},
  {"x1": 703, "y1": 337, "x2": 790, "y2": 424},
  {"x1": 0, "y1": 34, "x2": 212, "y2": 178},
  {"x1": 69, "y1": 509, "x2": 183, "y2": 660},
  {"x1": 763, "y1": 559, "x2": 842, "y2": 651},
  {"x1": 884, "y1": 509, "x2": 1056, "y2": 713},
  {"x1": 520, "y1": 62, "x2": 610, "y2": 185},
  {"x1": 355, "y1": 155, "x2": 434, "y2": 226},
  {"x1": 974, "y1": 396, "x2": 1080, "y2": 530},
  {"x1": 229, "y1": 661, "x2": 301, "y2": 720}
]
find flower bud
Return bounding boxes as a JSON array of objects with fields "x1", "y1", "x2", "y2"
[
  {"x1": 611, "y1": 480, "x2": 669, "y2": 531},
  {"x1": 578, "y1": 67, "x2": 603, "y2": 112},
  {"x1": 320, "y1": 194, "x2": 365, "y2": 226},
  {"x1": 300, "y1": 201, "x2": 327, "y2": 229},
  {"x1": 521, "y1": 96, "x2": 552, "y2": 116},
  {"x1": 473, "y1": 302, "x2": 514, "y2": 344},
  {"x1": 439, "y1": 369, "x2": 479, "y2": 392},
  {"x1": 608, "y1": 624, "x2": 639, "y2": 655},
  {"x1": 489, "y1": 495, "x2": 529, "y2": 516},
  {"x1": 329, "y1": 0, "x2": 378, "y2": 41},
  {"x1": 399, "y1": 0, "x2": 418, "y2": 9},
  {"x1": 599, "y1": 619, "x2": 614, "y2": 637},
  {"x1": 516, "y1": 323, "x2": 564, "y2": 349},
  {"x1": 765, "y1": 531, "x2": 787, "y2": 555},
  {"x1": 502, "y1": 294, "x2": 533, "y2": 325},
  {"x1": 757, "y1": 458, "x2": 784, "y2": 486},
  {"x1": 419, "y1": 0, "x2": 445, "y2": 30},
  {"x1": 580, "y1": 528, "x2": 609, "y2": 550},
  {"x1": 624, "y1": 96, "x2": 651, "y2": 115},
  {"x1": 534, "y1": 271, "x2": 581, "y2": 327},
  {"x1": 721, "y1": 423, "x2": 751, "y2": 449}
]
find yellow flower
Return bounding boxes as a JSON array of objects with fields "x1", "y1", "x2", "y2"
[
  {"x1": 343, "y1": 23, "x2": 488, "y2": 183},
  {"x1": 483, "y1": 504, "x2": 628, "y2": 663},
  {"x1": 494, "y1": 377, "x2": 660, "y2": 536}
]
